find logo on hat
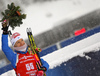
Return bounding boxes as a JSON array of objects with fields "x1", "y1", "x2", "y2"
[
  {"x1": 12, "y1": 33, "x2": 20, "y2": 39},
  {"x1": 10, "y1": 32, "x2": 22, "y2": 46}
]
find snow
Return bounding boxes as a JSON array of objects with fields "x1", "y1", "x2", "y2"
[
  {"x1": 13, "y1": 0, "x2": 100, "y2": 37},
  {"x1": 42, "y1": 32, "x2": 100, "y2": 69},
  {"x1": 1, "y1": 0, "x2": 100, "y2": 76}
]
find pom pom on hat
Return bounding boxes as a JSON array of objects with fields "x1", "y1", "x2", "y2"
[{"x1": 10, "y1": 32, "x2": 22, "y2": 46}]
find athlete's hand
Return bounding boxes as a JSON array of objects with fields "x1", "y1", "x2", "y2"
[
  {"x1": 37, "y1": 71, "x2": 44, "y2": 76},
  {"x1": 2, "y1": 19, "x2": 9, "y2": 34},
  {"x1": 35, "y1": 48, "x2": 42, "y2": 52}
]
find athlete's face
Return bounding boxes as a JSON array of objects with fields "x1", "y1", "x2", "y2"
[{"x1": 14, "y1": 39, "x2": 25, "y2": 47}]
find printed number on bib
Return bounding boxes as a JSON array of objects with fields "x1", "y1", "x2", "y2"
[{"x1": 26, "y1": 63, "x2": 34, "y2": 71}]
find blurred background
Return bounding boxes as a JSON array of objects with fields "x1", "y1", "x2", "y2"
[{"x1": 0, "y1": 0, "x2": 100, "y2": 71}]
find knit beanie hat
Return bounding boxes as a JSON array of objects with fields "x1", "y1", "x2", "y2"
[{"x1": 10, "y1": 32, "x2": 22, "y2": 46}]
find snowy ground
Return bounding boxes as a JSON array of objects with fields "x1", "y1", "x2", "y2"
[{"x1": 43, "y1": 33, "x2": 100, "y2": 69}]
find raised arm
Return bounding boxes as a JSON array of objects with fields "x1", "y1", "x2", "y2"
[
  {"x1": 2, "y1": 34, "x2": 17, "y2": 68},
  {"x1": 1, "y1": 19, "x2": 17, "y2": 68}
]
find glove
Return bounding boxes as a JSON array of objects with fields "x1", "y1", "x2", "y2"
[
  {"x1": 2, "y1": 19, "x2": 9, "y2": 34},
  {"x1": 35, "y1": 48, "x2": 42, "y2": 52},
  {"x1": 37, "y1": 71, "x2": 44, "y2": 76},
  {"x1": 39, "y1": 66, "x2": 47, "y2": 72}
]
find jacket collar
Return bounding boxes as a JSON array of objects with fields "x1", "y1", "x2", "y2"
[{"x1": 15, "y1": 46, "x2": 28, "y2": 54}]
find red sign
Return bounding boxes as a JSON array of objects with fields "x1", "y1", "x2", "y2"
[{"x1": 74, "y1": 28, "x2": 86, "y2": 36}]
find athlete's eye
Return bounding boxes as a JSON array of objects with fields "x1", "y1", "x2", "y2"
[
  {"x1": 21, "y1": 39, "x2": 24, "y2": 41},
  {"x1": 17, "y1": 41, "x2": 20, "y2": 44}
]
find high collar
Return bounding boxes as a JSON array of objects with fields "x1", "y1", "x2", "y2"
[{"x1": 15, "y1": 46, "x2": 28, "y2": 54}]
